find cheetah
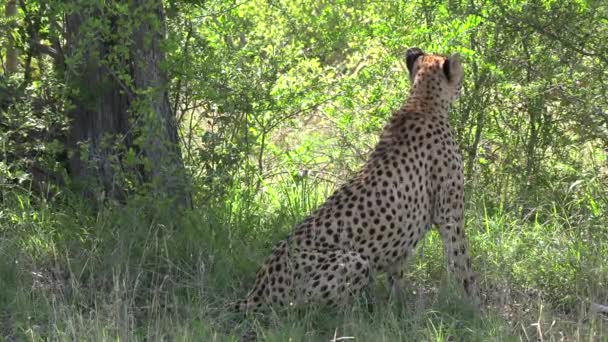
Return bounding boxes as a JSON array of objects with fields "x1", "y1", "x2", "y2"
[{"x1": 237, "y1": 47, "x2": 479, "y2": 312}]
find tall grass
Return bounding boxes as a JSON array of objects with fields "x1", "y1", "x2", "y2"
[{"x1": 0, "y1": 173, "x2": 606, "y2": 340}]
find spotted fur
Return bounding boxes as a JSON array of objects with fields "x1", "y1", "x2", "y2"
[{"x1": 237, "y1": 48, "x2": 479, "y2": 312}]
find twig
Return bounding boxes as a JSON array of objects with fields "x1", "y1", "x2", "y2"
[
  {"x1": 590, "y1": 302, "x2": 608, "y2": 315},
  {"x1": 330, "y1": 327, "x2": 355, "y2": 342},
  {"x1": 194, "y1": 0, "x2": 253, "y2": 19},
  {"x1": 102, "y1": 65, "x2": 136, "y2": 102},
  {"x1": 533, "y1": 303, "x2": 544, "y2": 342}
]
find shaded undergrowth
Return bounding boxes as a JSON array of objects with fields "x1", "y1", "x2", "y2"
[{"x1": 0, "y1": 178, "x2": 606, "y2": 341}]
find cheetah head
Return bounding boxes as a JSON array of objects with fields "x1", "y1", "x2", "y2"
[{"x1": 406, "y1": 47, "x2": 464, "y2": 103}]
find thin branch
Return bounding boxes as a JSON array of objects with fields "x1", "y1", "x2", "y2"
[
  {"x1": 193, "y1": 0, "x2": 253, "y2": 19},
  {"x1": 102, "y1": 65, "x2": 136, "y2": 102},
  {"x1": 590, "y1": 302, "x2": 608, "y2": 315},
  {"x1": 29, "y1": 41, "x2": 60, "y2": 60},
  {"x1": 485, "y1": 3, "x2": 608, "y2": 64},
  {"x1": 173, "y1": 22, "x2": 193, "y2": 123}
]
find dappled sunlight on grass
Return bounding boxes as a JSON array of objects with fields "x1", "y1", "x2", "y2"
[{"x1": 1, "y1": 179, "x2": 606, "y2": 340}]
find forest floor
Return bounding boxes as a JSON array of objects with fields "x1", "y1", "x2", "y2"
[{"x1": 1, "y1": 185, "x2": 607, "y2": 341}]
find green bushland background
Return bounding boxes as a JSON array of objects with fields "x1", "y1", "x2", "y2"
[{"x1": 0, "y1": 0, "x2": 606, "y2": 340}]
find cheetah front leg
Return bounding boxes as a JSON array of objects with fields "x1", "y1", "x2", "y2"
[
  {"x1": 435, "y1": 189, "x2": 480, "y2": 306},
  {"x1": 437, "y1": 220, "x2": 479, "y2": 305}
]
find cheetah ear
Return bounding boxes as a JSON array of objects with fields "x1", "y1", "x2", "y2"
[
  {"x1": 443, "y1": 53, "x2": 462, "y2": 82},
  {"x1": 406, "y1": 47, "x2": 424, "y2": 74}
]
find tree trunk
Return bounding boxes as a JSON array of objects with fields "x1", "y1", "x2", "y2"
[
  {"x1": 131, "y1": 0, "x2": 191, "y2": 207},
  {"x1": 65, "y1": 9, "x2": 133, "y2": 201},
  {"x1": 64, "y1": 1, "x2": 190, "y2": 206},
  {"x1": 4, "y1": 0, "x2": 18, "y2": 74}
]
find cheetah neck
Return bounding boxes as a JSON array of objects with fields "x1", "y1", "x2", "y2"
[{"x1": 401, "y1": 86, "x2": 451, "y2": 119}]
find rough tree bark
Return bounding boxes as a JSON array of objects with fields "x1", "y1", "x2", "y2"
[
  {"x1": 65, "y1": 1, "x2": 190, "y2": 206},
  {"x1": 4, "y1": 0, "x2": 18, "y2": 74},
  {"x1": 65, "y1": 9, "x2": 132, "y2": 201},
  {"x1": 131, "y1": 0, "x2": 191, "y2": 207}
]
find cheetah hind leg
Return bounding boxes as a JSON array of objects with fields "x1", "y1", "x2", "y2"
[{"x1": 292, "y1": 249, "x2": 371, "y2": 309}]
